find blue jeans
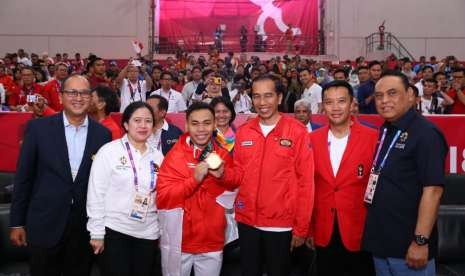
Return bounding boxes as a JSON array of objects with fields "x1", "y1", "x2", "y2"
[{"x1": 373, "y1": 257, "x2": 436, "y2": 276}]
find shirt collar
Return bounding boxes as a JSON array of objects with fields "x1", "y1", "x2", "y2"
[
  {"x1": 162, "y1": 120, "x2": 169, "y2": 131},
  {"x1": 384, "y1": 108, "x2": 417, "y2": 131},
  {"x1": 63, "y1": 112, "x2": 88, "y2": 128}
]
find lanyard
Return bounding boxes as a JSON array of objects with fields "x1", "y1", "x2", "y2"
[
  {"x1": 55, "y1": 80, "x2": 62, "y2": 93},
  {"x1": 371, "y1": 128, "x2": 401, "y2": 173},
  {"x1": 128, "y1": 80, "x2": 142, "y2": 102},
  {"x1": 125, "y1": 142, "x2": 156, "y2": 193}
]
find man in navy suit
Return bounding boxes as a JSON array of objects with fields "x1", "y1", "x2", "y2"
[
  {"x1": 146, "y1": 94, "x2": 183, "y2": 156},
  {"x1": 9, "y1": 74, "x2": 111, "y2": 276},
  {"x1": 294, "y1": 99, "x2": 322, "y2": 132}
]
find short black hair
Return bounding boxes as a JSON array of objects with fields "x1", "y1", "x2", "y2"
[
  {"x1": 452, "y1": 67, "x2": 465, "y2": 75},
  {"x1": 146, "y1": 94, "x2": 169, "y2": 112},
  {"x1": 423, "y1": 78, "x2": 437, "y2": 85},
  {"x1": 121, "y1": 102, "x2": 155, "y2": 133},
  {"x1": 421, "y1": 65, "x2": 434, "y2": 73},
  {"x1": 92, "y1": 85, "x2": 119, "y2": 115},
  {"x1": 381, "y1": 70, "x2": 409, "y2": 90},
  {"x1": 409, "y1": 84, "x2": 419, "y2": 97},
  {"x1": 298, "y1": 67, "x2": 312, "y2": 75},
  {"x1": 433, "y1": 71, "x2": 446, "y2": 80},
  {"x1": 202, "y1": 69, "x2": 214, "y2": 80},
  {"x1": 186, "y1": 102, "x2": 215, "y2": 120},
  {"x1": 322, "y1": 80, "x2": 354, "y2": 99},
  {"x1": 368, "y1": 60, "x2": 382, "y2": 69},
  {"x1": 20, "y1": 66, "x2": 35, "y2": 74},
  {"x1": 89, "y1": 57, "x2": 103, "y2": 67},
  {"x1": 210, "y1": 97, "x2": 236, "y2": 125},
  {"x1": 333, "y1": 68, "x2": 348, "y2": 79},
  {"x1": 252, "y1": 74, "x2": 283, "y2": 95},
  {"x1": 357, "y1": 65, "x2": 369, "y2": 72},
  {"x1": 191, "y1": 66, "x2": 202, "y2": 72},
  {"x1": 152, "y1": 65, "x2": 163, "y2": 72},
  {"x1": 161, "y1": 71, "x2": 173, "y2": 80}
]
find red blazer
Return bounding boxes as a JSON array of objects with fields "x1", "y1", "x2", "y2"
[{"x1": 309, "y1": 118, "x2": 378, "y2": 251}]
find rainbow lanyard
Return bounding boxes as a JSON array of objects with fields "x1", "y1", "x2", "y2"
[
  {"x1": 215, "y1": 128, "x2": 235, "y2": 152},
  {"x1": 371, "y1": 128, "x2": 401, "y2": 174},
  {"x1": 125, "y1": 142, "x2": 156, "y2": 193}
]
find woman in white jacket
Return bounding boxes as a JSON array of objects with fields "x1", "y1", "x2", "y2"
[{"x1": 87, "y1": 101, "x2": 164, "y2": 276}]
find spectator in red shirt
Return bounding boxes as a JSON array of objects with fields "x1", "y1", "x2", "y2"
[
  {"x1": 43, "y1": 62, "x2": 69, "y2": 111},
  {"x1": 8, "y1": 67, "x2": 47, "y2": 111},
  {"x1": 447, "y1": 68, "x2": 465, "y2": 114},
  {"x1": 71, "y1": 52, "x2": 85, "y2": 74},
  {"x1": 88, "y1": 85, "x2": 123, "y2": 140},
  {"x1": 0, "y1": 64, "x2": 15, "y2": 95},
  {"x1": 87, "y1": 57, "x2": 110, "y2": 89}
]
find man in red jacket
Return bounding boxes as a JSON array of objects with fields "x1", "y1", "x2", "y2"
[
  {"x1": 157, "y1": 102, "x2": 237, "y2": 276},
  {"x1": 222, "y1": 75, "x2": 315, "y2": 276},
  {"x1": 309, "y1": 80, "x2": 377, "y2": 275},
  {"x1": 43, "y1": 62, "x2": 69, "y2": 111}
]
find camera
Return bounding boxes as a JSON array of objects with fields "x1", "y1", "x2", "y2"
[
  {"x1": 26, "y1": 94, "x2": 38, "y2": 104},
  {"x1": 212, "y1": 77, "x2": 222, "y2": 85}
]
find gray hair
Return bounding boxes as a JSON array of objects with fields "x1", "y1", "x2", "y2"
[{"x1": 294, "y1": 99, "x2": 312, "y2": 113}]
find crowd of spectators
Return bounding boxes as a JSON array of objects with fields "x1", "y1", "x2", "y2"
[{"x1": 1, "y1": 48, "x2": 464, "y2": 117}]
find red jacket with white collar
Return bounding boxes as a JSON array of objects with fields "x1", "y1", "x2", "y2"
[
  {"x1": 223, "y1": 115, "x2": 315, "y2": 237},
  {"x1": 156, "y1": 133, "x2": 237, "y2": 253},
  {"x1": 309, "y1": 118, "x2": 377, "y2": 251}
]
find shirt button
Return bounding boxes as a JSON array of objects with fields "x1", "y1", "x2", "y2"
[{"x1": 334, "y1": 187, "x2": 339, "y2": 192}]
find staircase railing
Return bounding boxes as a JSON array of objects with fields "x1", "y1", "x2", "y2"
[{"x1": 365, "y1": 32, "x2": 415, "y2": 61}]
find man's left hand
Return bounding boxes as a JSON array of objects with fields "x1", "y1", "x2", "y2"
[
  {"x1": 290, "y1": 235, "x2": 305, "y2": 252},
  {"x1": 208, "y1": 162, "x2": 224, "y2": 179},
  {"x1": 405, "y1": 241, "x2": 428, "y2": 269}
]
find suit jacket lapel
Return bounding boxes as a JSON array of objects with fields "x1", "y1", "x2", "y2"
[
  {"x1": 53, "y1": 113, "x2": 73, "y2": 183},
  {"x1": 335, "y1": 120, "x2": 361, "y2": 180},
  {"x1": 319, "y1": 126, "x2": 335, "y2": 181}
]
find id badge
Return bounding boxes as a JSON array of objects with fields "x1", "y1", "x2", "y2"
[
  {"x1": 364, "y1": 173, "x2": 379, "y2": 204},
  {"x1": 128, "y1": 193, "x2": 150, "y2": 222}
]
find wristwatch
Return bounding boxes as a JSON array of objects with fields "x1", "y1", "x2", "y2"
[{"x1": 414, "y1": 235, "x2": 429, "y2": 246}]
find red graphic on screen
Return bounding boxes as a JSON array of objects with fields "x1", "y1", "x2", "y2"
[{"x1": 158, "y1": 0, "x2": 319, "y2": 54}]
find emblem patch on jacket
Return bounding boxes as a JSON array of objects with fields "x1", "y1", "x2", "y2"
[{"x1": 279, "y1": 139, "x2": 292, "y2": 147}]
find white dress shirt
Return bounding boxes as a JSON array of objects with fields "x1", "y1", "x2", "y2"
[
  {"x1": 150, "y1": 88, "x2": 187, "y2": 113},
  {"x1": 147, "y1": 120, "x2": 169, "y2": 152},
  {"x1": 302, "y1": 83, "x2": 322, "y2": 114},
  {"x1": 63, "y1": 113, "x2": 88, "y2": 181},
  {"x1": 182, "y1": 80, "x2": 201, "y2": 105},
  {"x1": 87, "y1": 135, "x2": 164, "y2": 240}
]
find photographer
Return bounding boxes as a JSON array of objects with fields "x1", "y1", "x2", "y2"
[{"x1": 230, "y1": 76, "x2": 252, "y2": 113}]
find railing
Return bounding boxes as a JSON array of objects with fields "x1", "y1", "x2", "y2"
[
  {"x1": 365, "y1": 32, "x2": 415, "y2": 61},
  {"x1": 152, "y1": 34, "x2": 321, "y2": 55}
]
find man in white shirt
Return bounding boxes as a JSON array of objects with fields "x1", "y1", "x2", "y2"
[
  {"x1": 300, "y1": 68, "x2": 322, "y2": 114},
  {"x1": 230, "y1": 77, "x2": 252, "y2": 113},
  {"x1": 419, "y1": 79, "x2": 454, "y2": 114},
  {"x1": 415, "y1": 65, "x2": 434, "y2": 97},
  {"x1": 116, "y1": 62, "x2": 152, "y2": 113},
  {"x1": 150, "y1": 71, "x2": 187, "y2": 113},
  {"x1": 182, "y1": 66, "x2": 202, "y2": 106}
]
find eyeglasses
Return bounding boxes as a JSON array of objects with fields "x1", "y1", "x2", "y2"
[
  {"x1": 161, "y1": 78, "x2": 172, "y2": 81},
  {"x1": 62, "y1": 89, "x2": 92, "y2": 98}
]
